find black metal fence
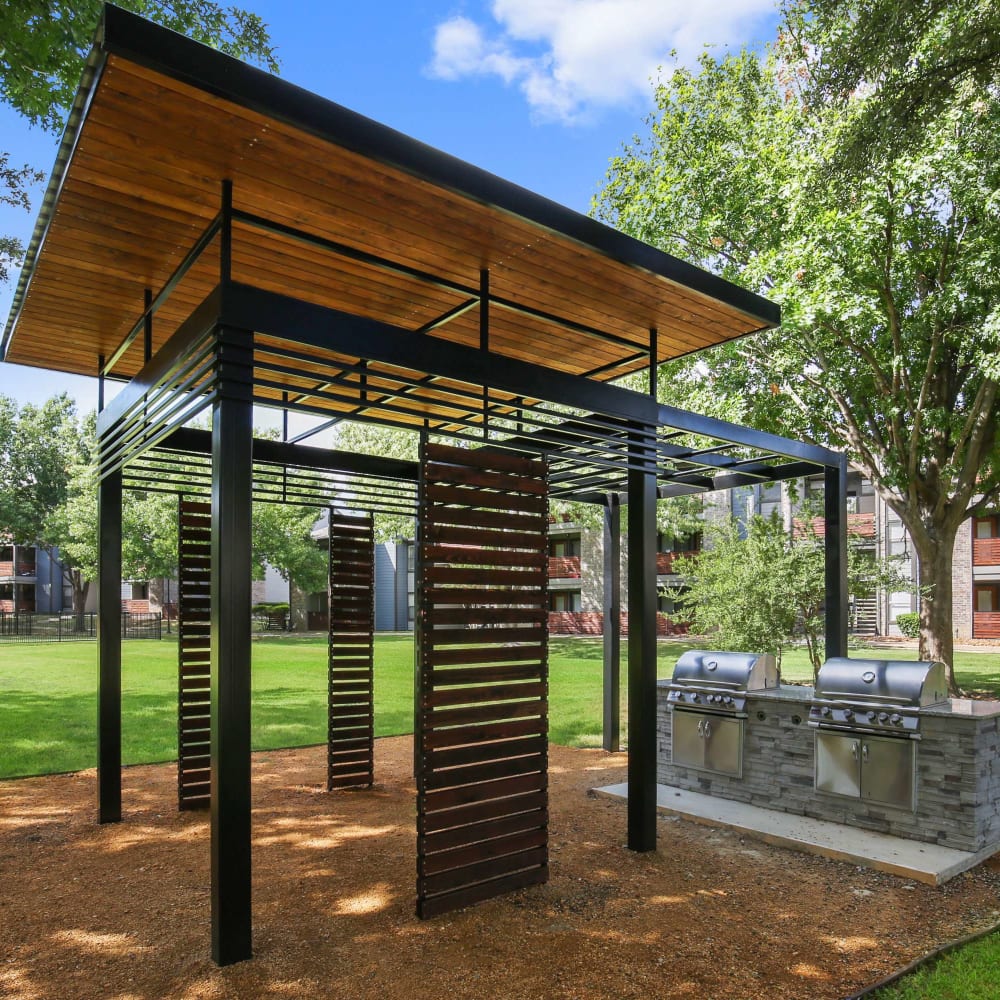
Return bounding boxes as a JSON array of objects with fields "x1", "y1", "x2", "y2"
[{"x1": 0, "y1": 611, "x2": 163, "y2": 643}]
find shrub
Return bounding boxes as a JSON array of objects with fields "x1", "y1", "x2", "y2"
[{"x1": 895, "y1": 612, "x2": 920, "y2": 638}]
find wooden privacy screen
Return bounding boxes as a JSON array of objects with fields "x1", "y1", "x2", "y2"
[
  {"x1": 327, "y1": 510, "x2": 376, "y2": 790},
  {"x1": 177, "y1": 498, "x2": 212, "y2": 810},
  {"x1": 415, "y1": 441, "x2": 549, "y2": 918}
]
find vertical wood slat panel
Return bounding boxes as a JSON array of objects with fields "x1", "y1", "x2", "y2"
[
  {"x1": 178, "y1": 497, "x2": 212, "y2": 810},
  {"x1": 416, "y1": 441, "x2": 549, "y2": 919},
  {"x1": 327, "y1": 510, "x2": 375, "y2": 790}
]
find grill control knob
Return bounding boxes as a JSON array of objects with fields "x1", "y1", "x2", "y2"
[
  {"x1": 691, "y1": 694, "x2": 701, "y2": 703},
  {"x1": 867, "y1": 711, "x2": 878, "y2": 722},
  {"x1": 675, "y1": 692, "x2": 684, "y2": 701},
  {"x1": 890, "y1": 713, "x2": 902, "y2": 725},
  {"x1": 878, "y1": 712, "x2": 889, "y2": 723},
  {"x1": 843, "y1": 708, "x2": 854, "y2": 720},
  {"x1": 821, "y1": 706, "x2": 832, "y2": 717},
  {"x1": 724, "y1": 696, "x2": 734, "y2": 707}
]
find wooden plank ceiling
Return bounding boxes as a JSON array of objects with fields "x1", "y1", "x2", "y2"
[{"x1": 3, "y1": 8, "x2": 779, "y2": 418}]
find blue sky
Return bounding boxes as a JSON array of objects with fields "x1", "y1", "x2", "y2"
[{"x1": 0, "y1": 0, "x2": 780, "y2": 415}]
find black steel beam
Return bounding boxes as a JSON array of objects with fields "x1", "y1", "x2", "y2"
[
  {"x1": 210, "y1": 327, "x2": 254, "y2": 966},
  {"x1": 825, "y1": 455, "x2": 849, "y2": 659},
  {"x1": 225, "y1": 284, "x2": 662, "y2": 426},
  {"x1": 158, "y1": 426, "x2": 419, "y2": 481},
  {"x1": 95, "y1": 4, "x2": 781, "y2": 330},
  {"x1": 97, "y1": 464, "x2": 122, "y2": 824},
  {"x1": 626, "y1": 425, "x2": 657, "y2": 852},
  {"x1": 657, "y1": 402, "x2": 839, "y2": 468},
  {"x1": 603, "y1": 497, "x2": 621, "y2": 753}
]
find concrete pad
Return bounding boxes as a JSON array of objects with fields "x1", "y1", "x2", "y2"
[{"x1": 593, "y1": 782, "x2": 1000, "y2": 886}]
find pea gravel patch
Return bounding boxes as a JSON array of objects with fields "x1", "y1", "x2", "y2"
[{"x1": 3, "y1": 737, "x2": 1000, "y2": 1000}]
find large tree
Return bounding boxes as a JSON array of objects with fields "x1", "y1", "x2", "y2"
[
  {"x1": 1, "y1": 0, "x2": 277, "y2": 283},
  {"x1": 596, "y1": 17, "x2": 1000, "y2": 691},
  {"x1": 785, "y1": 0, "x2": 1000, "y2": 173}
]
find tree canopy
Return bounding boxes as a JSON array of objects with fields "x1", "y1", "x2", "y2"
[{"x1": 596, "y1": 8, "x2": 1000, "y2": 688}]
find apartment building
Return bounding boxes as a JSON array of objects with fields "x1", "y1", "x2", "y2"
[{"x1": 0, "y1": 543, "x2": 71, "y2": 613}]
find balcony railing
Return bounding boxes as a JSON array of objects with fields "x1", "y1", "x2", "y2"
[
  {"x1": 548, "y1": 555, "x2": 581, "y2": 578},
  {"x1": 973, "y1": 538, "x2": 1000, "y2": 567},
  {"x1": 973, "y1": 612, "x2": 1000, "y2": 639}
]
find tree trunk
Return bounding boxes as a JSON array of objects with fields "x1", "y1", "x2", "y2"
[
  {"x1": 72, "y1": 575, "x2": 90, "y2": 633},
  {"x1": 909, "y1": 528, "x2": 960, "y2": 695}
]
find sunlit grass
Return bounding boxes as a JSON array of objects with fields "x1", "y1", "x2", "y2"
[
  {"x1": 870, "y1": 929, "x2": 1000, "y2": 1000},
  {"x1": 0, "y1": 633, "x2": 997, "y2": 778}
]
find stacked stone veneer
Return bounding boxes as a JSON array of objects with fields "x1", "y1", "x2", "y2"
[{"x1": 656, "y1": 683, "x2": 1000, "y2": 853}]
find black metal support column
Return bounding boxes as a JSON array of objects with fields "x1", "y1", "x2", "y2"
[
  {"x1": 626, "y1": 426, "x2": 657, "y2": 851},
  {"x1": 602, "y1": 496, "x2": 621, "y2": 752},
  {"x1": 210, "y1": 325, "x2": 254, "y2": 966},
  {"x1": 97, "y1": 464, "x2": 122, "y2": 823},
  {"x1": 824, "y1": 455, "x2": 849, "y2": 659}
]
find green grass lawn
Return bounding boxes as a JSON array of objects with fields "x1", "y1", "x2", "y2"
[
  {"x1": 871, "y1": 929, "x2": 1000, "y2": 1000},
  {"x1": 1, "y1": 632, "x2": 998, "y2": 779}
]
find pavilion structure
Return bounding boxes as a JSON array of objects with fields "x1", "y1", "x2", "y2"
[{"x1": 1, "y1": 5, "x2": 847, "y2": 966}]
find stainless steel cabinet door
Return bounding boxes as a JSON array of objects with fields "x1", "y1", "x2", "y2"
[
  {"x1": 861, "y1": 735, "x2": 915, "y2": 810},
  {"x1": 671, "y1": 709, "x2": 706, "y2": 770},
  {"x1": 702, "y1": 715, "x2": 743, "y2": 777},
  {"x1": 815, "y1": 731, "x2": 862, "y2": 798},
  {"x1": 671, "y1": 711, "x2": 743, "y2": 777}
]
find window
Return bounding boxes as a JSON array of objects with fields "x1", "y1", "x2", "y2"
[
  {"x1": 975, "y1": 517, "x2": 998, "y2": 540},
  {"x1": 549, "y1": 537, "x2": 580, "y2": 558},
  {"x1": 550, "y1": 591, "x2": 581, "y2": 612},
  {"x1": 975, "y1": 585, "x2": 999, "y2": 613}
]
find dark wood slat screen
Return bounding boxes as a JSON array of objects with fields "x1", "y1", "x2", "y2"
[
  {"x1": 327, "y1": 510, "x2": 375, "y2": 790},
  {"x1": 416, "y1": 441, "x2": 549, "y2": 918},
  {"x1": 177, "y1": 498, "x2": 212, "y2": 810}
]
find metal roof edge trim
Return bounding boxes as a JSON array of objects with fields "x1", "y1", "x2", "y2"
[
  {"x1": 1, "y1": 17, "x2": 110, "y2": 363},
  {"x1": 97, "y1": 4, "x2": 780, "y2": 330}
]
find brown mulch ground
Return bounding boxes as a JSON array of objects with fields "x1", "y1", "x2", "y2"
[{"x1": 3, "y1": 738, "x2": 1000, "y2": 1000}]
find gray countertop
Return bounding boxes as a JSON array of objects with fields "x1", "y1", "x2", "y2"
[{"x1": 656, "y1": 679, "x2": 1000, "y2": 718}]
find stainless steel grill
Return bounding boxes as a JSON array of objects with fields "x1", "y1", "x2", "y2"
[
  {"x1": 666, "y1": 650, "x2": 779, "y2": 718},
  {"x1": 808, "y1": 657, "x2": 948, "y2": 739},
  {"x1": 667, "y1": 650, "x2": 778, "y2": 779}
]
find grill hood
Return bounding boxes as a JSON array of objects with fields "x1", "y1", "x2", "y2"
[
  {"x1": 670, "y1": 650, "x2": 779, "y2": 692},
  {"x1": 814, "y1": 658, "x2": 948, "y2": 708}
]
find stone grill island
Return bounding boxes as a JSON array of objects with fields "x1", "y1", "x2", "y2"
[{"x1": 655, "y1": 672, "x2": 1000, "y2": 873}]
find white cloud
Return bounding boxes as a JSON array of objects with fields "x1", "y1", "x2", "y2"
[{"x1": 428, "y1": 0, "x2": 777, "y2": 123}]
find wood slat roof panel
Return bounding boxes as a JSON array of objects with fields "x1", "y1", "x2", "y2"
[{"x1": 3, "y1": 6, "x2": 779, "y2": 400}]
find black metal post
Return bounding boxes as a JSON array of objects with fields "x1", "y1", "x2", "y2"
[
  {"x1": 626, "y1": 424, "x2": 657, "y2": 851},
  {"x1": 97, "y1": 465, "x2": 122, "y2": 823},
  {"x1": 210, "y1": 326, "x2": 254, "y2": 966},
  {"x1": 143, "y1": 288, "x2": 153, "y2": 361},
  {"x1": 602, "y1": 496, "x2": 621, "y2": 752},
  {"x1": 648, "y1": 327, "x2": 658, "y2": 401},
  {"x1": 97, "y1": 354, "x2": 106, "y2": 412},
  {"x1": 825, "y1": 455, "x2": 849, "y2": 659}
]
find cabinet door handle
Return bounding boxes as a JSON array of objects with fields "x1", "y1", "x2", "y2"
[
  {"x1": 703, "y1": 720, "x2": 712, "y2": 739},
  {"x1": 851, "y1": 741, "x2": 859, "y2": 760},
  {"x1": 861, "y1": 743, "x2": 869, "y2": 762}
]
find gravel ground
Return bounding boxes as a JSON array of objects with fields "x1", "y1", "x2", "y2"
[{"x1": 3, "y1": 737, "x2": 1000, "y2": 1000}]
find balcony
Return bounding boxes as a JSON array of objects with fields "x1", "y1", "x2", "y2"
[
  {"x1": 548, "y1": 555, "x2": 581, "y2": 579},
  {"x1": 795, "y1": 512, "x2": 875, "y2": 539},
  {"x1": 656, "y1": 551, "x2": 699, "y2": 575},
  {"x1": 0, "y1": 560, "x2": 37, "y2": 578},
  {"x1": 973, "y1": 612, "x2": 1000, "y2": 639},
  {"x1": 973, "y1": 538, "x2": 1000, "y2": 567}
]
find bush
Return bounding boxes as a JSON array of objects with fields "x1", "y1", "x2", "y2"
[{"x1": 895, "y1": 612, "x2": 920, "y2": 638}]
